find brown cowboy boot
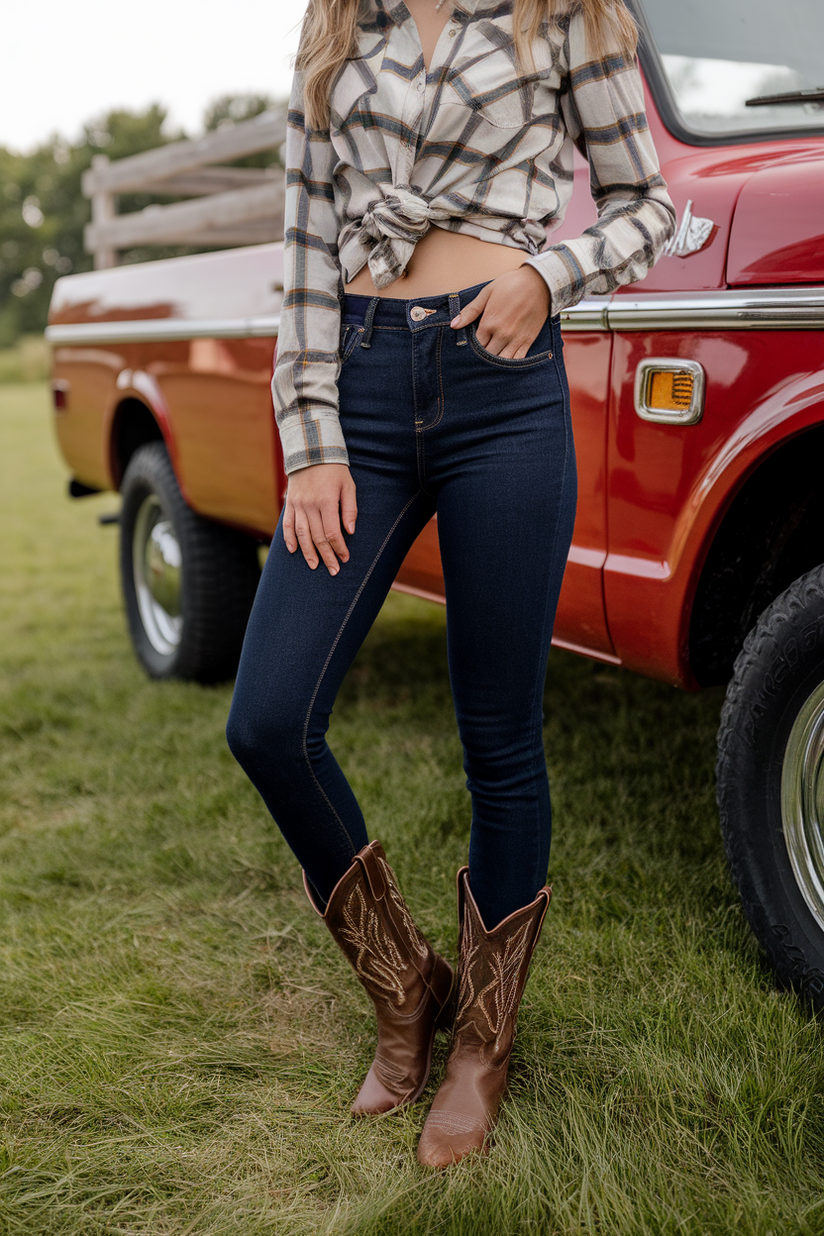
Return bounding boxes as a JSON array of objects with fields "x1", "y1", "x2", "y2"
[
  {"x1": 304, "y1": 840, "x2": 455, "y2": 1116},
  {"x1": 416, "y1": 867, "x2": 550, "y2": 1166}
]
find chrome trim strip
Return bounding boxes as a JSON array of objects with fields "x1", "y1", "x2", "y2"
[
  {"x1": 559, "y1": 299, "x2": 611, "y2": 331},
  {"x1": 44, "y1": 285, "x2": 824, "y2": 347},
  {"x1": 609, "y1": 286, "x2": 824, "y2": 331},
  {"x1": 561, "y1": 286, "x2": 824, "y2": 333},
  {"x1": 45, "y1": 315, "x2": 281, "y2": 345}
]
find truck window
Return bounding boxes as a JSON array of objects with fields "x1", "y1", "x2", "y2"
[{"x1": 637, "y1": 0, "x2": 824, "y2": 139}]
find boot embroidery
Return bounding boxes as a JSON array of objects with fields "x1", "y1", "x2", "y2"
[
  {"x1": 456, "y1": 913, "x2": 533, "y2": 1050},
  {"x1": 379, "y1": 855, "x2": 430, "y2": 960},
  {"x1": 455, "y1": 912, "x2": 482, "y2": 1030},
  {"x1": 481, "y1": 921, "x2": 533, "y2": 1055},
  {"x1": 424, "y1": 1110, "x2": 480, "y2": 1135},
  {"x1": 340, "y1": 883, "x2": 406, "y2": 1007}
]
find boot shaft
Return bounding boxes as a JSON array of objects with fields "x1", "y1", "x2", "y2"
[
  {"x1": 308, "y1": 841, "x2": 434, "y2": 1010},
  {"x1": 416, "y1": 869, "x2": 551, "y2": 1166},
  {"x1": 452, "y1": 869, "x2": 551, "y2": 1068}
]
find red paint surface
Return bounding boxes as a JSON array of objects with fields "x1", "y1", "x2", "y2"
[
  {"x1": 604, "y1": 329, "x2": 824, "y2": 684},
  {"x1": 727, "y1": 157, "x2": 824, "y2": 286}
]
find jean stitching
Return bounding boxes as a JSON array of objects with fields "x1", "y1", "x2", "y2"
[
  {"x1": 338, "y1": 325, "x2": 364, "y2": 370},
  {"x1": 340, "y1": 324, "x2": 409, "y2": 333},
  {"x1": 416, "y1": 429, "x2": 427, "y2": 493},
  {"x1": 525, "y1": 355, "x2": 573, "y2": 897},
  {"x1": 468, "y1": 323, "x2": 553, "y2": 369},
  {"x1": 418, "y1": 327, "x2": 445, "y2": 432},
  {"x1": 301, "y1": 490, "x2": 426, "y2": 854},
  {"x1": 412, "y1": 327, "x2": 420, "y2": 428},
  {"x1": 411, "y1": 331, "x2": 431, "y2": 491}
]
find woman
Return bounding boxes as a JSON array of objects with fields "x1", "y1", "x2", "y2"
[{"x1": 227, "y1": 0, "x2": 674, "y2": 1166}]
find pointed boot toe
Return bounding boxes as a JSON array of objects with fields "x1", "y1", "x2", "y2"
[{"x1": 416, "y1": 1109, "x2": 489, "y2": 1167}]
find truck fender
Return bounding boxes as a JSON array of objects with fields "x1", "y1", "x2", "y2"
[
  {"x1": 106, "y1": 369, "x2": 184, "y2": 498},
  {"x1": 676, "y1": 367, "x2": 824, "y2": 662}
]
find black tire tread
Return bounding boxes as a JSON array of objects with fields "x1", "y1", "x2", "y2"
[
  {"x1": 120, "y1": 443, "x2": 260, "y2": 683},
  {"x1": 717, "y1": 562, "x2": 824, "y2": 1010}
]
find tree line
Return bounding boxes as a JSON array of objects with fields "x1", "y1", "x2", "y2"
[{"x1": 0, "y1": 95, "x2": 281, "y2": 347}]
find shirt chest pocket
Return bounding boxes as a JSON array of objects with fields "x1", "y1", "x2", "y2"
[
  {"x1": 471, "y1": 82, "x2": 535, "y2": 129},
  {"x1": 441, "y1": 54, "x2": 536, "y2": 132}
]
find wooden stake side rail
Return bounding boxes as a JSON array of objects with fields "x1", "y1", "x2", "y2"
[{"x1": 82, "y1": 110, "x2": 287, "y2": 268}]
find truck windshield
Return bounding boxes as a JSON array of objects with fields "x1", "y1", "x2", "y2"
[{"x1": 638, "y1": 0, "x2": 824, "y2": 137}]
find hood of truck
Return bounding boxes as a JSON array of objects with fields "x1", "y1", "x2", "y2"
[{"x1": 727, "y1": 153, "x2": 824, "y2": 287}]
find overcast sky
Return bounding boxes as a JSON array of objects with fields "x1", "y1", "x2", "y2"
[{"x1": 1, "y1": 0, "x2": 308, "y2": 153}]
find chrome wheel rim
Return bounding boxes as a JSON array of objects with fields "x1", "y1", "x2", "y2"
[
  {"x1": 132, "y1": 494, "x2": 183, "y2": 656},
  {"x1": 781, "y1": 679, "x2": 824, "y2": 933}
]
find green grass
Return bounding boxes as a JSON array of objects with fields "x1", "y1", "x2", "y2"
[
  {"x1": 1, "y1": 381, "x2": 823, "y2": 1235},
  {"x1": 0, "y1": 337, "x2": 51, "y2": 385}
]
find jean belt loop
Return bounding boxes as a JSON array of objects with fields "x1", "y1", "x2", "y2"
[
  {"x1": 448, "y1": 292, "x2": 468, "y2": 347},
  {"x1": 360, "y1": 296, "x2": 379, "y2": 348}
]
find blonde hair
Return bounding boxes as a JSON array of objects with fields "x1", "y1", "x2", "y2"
[{"x1": 297, "y1": 0, "x2": 638, "y2": 130}]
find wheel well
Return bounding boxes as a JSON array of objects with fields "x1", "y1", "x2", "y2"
[
  {"x1": 111, "y1": 399, "x2": 164, "y2": 489},
  {"x1": 689, "y1": 425, "x2": 824, "y2": 686}
]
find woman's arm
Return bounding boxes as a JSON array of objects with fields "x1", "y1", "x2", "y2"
[
  {"x1": 273, "y1": 71, "x2": 357, "y2": 572},
  {"x1": 273, "y1": 71, "x2": 348, "y2": 474},
  {"x1": 522, "y1": 12, "x2": 676, "y2": 313}
]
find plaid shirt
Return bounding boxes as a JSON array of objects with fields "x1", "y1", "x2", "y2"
[{"x1": 273, "y1": 0, "x2": 676, "y2": 474}]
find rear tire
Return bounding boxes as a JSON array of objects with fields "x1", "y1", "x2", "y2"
[
  {"x1": 119, "y1": 442, "x2": 260, "y2": 682},
  {"x1": 717, "y1": 564, "x2": 824, "y2": 1012}
]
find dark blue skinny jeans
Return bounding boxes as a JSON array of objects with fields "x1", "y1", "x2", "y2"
[{"x1": 226, "y1": 281, "x2": 577, "y2": 929}]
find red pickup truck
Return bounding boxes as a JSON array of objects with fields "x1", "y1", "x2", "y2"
[{"x1": 47, "y1": 0, "x2": 824, "y2": 1009}]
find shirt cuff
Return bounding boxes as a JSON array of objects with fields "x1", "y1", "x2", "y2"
[
  {"x1": 523, "y1": 248, "x2": 587, "y2": 316},
  {"x1": 279, "y1": 412, "x2": 350, "y2": 476}
]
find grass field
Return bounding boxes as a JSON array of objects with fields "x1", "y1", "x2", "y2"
[
  {"x1": 0, "y1": 337, "x2": 50, "y2": 385},
  {"x1": 2, "y1": 382, "x2": 824, "y2": 1235}
]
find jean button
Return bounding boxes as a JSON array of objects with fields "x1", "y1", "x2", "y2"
[{"x1": 410, "y1": 306, "x2": 427, "y2": 322}]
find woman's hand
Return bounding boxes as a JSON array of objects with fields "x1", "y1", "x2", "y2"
[
  {"x1": 283, "y1": 462, "x2": 357, "y2": 575},
  {"x1": 450, "y1": 264, "x2": 552, "y2": 358}
]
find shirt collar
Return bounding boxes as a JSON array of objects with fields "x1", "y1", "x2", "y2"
[{"x1": 364, "y1": 0, "x2": 485, "y2": 24}]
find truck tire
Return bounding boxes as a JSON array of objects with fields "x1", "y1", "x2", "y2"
[
  {"x1": 717, "y1": 564, "x2": 824, "y2": 1012},
  {"x1": 119, "y1": 442, "x2": 261, "y2": 683}
]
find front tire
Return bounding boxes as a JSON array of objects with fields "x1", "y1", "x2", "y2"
[
  {"x1": 119, "y1": 442, "x2": 260, "y2": 682},
  {"x1": 717, "y1": 564, "x2": 824, "y2": 1012}
]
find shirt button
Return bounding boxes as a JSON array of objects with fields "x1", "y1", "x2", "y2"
[{"x1": 448, "y1": 28, "x2": 456, "y2": 36}]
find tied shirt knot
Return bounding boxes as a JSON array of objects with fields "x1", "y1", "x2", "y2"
[{"x1": 339, "y1": 186, "x2": 454, "y2": 290}]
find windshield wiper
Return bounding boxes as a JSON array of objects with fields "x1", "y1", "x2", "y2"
[{"x1": 745, "y1": 87, "x2": 824, "y2": 107}]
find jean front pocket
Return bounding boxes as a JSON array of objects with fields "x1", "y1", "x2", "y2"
[
  {"x1": 467, "y1": 319, "x2": 554, "y2": 369},
  {"x1": 339, "y1": 323, "x2": 364, "y2": 371}
]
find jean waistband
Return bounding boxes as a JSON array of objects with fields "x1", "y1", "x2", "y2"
[{"x1": 340, "y1": 280, "x2": 491, "y2": 336}]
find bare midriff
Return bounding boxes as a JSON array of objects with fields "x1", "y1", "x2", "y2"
[{"x1": 343, "y1": 226, "x2": 528, "y2": 299}]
